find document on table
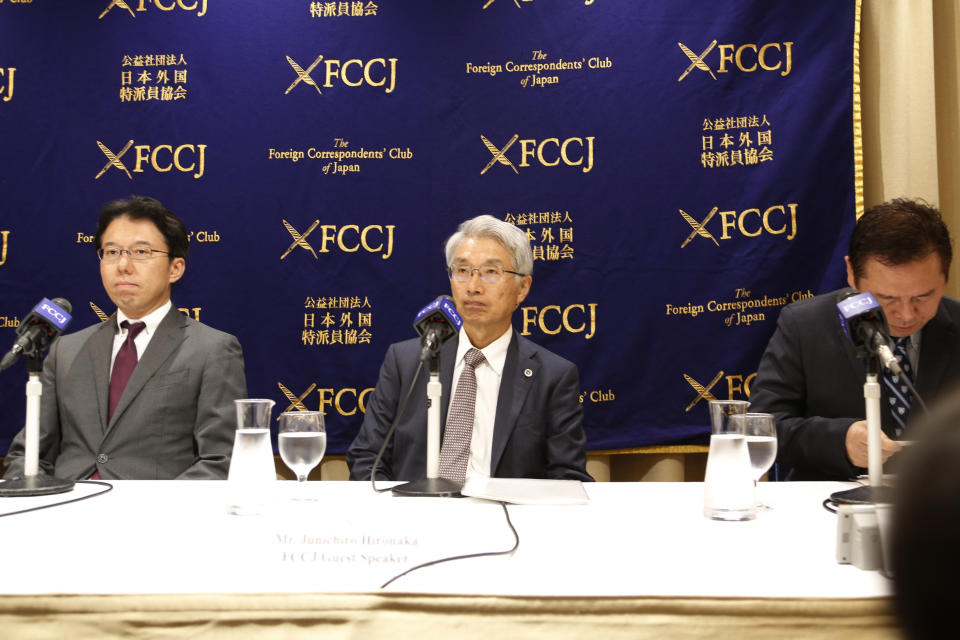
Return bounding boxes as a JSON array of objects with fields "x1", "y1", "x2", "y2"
[{"x1": 460, "y1": 477, "x2": 589, "y2": 505}]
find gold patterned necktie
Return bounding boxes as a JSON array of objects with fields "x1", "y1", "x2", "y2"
[{"x1": 439, "y1": 348, "x2": 486, "y2": 483}]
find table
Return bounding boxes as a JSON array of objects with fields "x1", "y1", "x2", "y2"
[{"x1": 0, "y1": 480, "x2": 900, "y2": 638}]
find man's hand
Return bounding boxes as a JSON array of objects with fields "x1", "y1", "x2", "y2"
[{"x1": 845, "y1": 419, "x2": 903, "y2": 467}]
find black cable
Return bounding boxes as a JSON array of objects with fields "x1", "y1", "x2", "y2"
[
  {"x1": 0, "y1": 479, "x2": 114, "y2": 518},
  {"x1": 902, "y1": 374, "x2": 929, "y2": 415},
  {"x1": 370, "y1": 360, "x2": 425, "y2": 493},
  {"x1": 822, "y1": 498, "x2": 838, "y2": 514},
  {"x1": 380, "y1": 500, "x2": 519, "y2": 589}
]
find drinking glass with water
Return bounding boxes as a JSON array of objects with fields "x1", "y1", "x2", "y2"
[
  {"x1": 730, "y1": 413, "x2": 777, "y2": 511},
  {"x1": 278, "y1": 411, "x2": 326, "y2": 499}
]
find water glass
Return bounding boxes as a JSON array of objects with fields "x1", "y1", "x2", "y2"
[
  {"x1": 731, "y1": 412, "x2": 777, "y2": 510},
  {"x1": 278, "y1": 411, "x2": 326, "y2": 493}
]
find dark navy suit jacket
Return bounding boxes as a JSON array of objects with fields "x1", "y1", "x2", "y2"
[
  {"x1": 347, "y1": 331, "x2": 592, "y2": 482},
  {"x1": 749, "y1": 289, "x2": 960, "y2": 480}
]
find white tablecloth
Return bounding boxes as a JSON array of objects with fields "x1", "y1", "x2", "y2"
[{"x1": 0, "y1": 479, "x2": 891, "y2": 599}]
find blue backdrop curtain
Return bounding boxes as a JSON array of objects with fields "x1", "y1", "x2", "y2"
[{"x1": 0, "y1": 0, "x2": 859, "y2": 457}]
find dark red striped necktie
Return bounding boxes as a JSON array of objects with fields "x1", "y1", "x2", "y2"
[
  {"x1": 95, "y1": 321, "x2": 145, "y2": 479},
  {"x1": 108, "y1": 320, "x2": 146, "y2": 422}
]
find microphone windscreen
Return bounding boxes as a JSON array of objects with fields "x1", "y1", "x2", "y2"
[
  {"x1": 413, "y1": 295, "x2": 462, "y2": 337},
  {"x1": 51, "y1": 297, "x2": 73, "y2": 314}
]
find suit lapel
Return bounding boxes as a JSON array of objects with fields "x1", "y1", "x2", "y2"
[
  {"x1": 916, "y1": 303, "x2": 959, "y2": 399},
  {"x1": 89, "y1": 314, "x2": 119, "y2": 433},
  {"x1": 106, "y1": 307, "x2": 185, "y2": 435},
  {"x1": 835, "y1": 322, "x2": 866, "y2": 384},
  {"x1": 490, "y1": 333, "x2": 534, "y2": 474},
  {"x1": 438, "y1": 338, "x2": 457, "y2": 434}
]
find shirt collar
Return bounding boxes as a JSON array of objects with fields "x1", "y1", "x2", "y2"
[
  {"x1": 907, "y1": 331, "x2": 921, "y2": 354},
  {"x1": 116, "y1": 300, "x2": 172, "y2": 337},
  {"x1": 456, "y1": 325, "x2": 512, "y2": 377},
  {"x1": 890, "y1": 332, "x2": 920, "y2": 350}
]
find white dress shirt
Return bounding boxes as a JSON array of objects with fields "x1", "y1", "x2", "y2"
[
  {"x1": 447, "y1": 326, "x2": 512, "y2": 481},
  {"x1": 110, "y1": 301, "x2": 172, "y2": 377}
]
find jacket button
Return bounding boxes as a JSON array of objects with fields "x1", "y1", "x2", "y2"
[{"x1": 97, "y1": 453, "x2": 109, "y2": 464}]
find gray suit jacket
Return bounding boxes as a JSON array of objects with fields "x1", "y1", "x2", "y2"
[
  {"x1": 347, "y1": 331, "x2": 592, "y2": 482},
  {"x1": 749, "y1": 289, "x2": 960, "y2": 480},
  {"x1": 3, "y1": 307, "x2": 247, "y2": 480}
]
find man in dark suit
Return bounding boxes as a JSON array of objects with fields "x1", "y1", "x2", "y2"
[
  {"x1": 347, "y1": 215, "x2": 591, "y2": 482},
  {"x1": 750, "y1": 198, "x2": 960, "y2": 480},
  {"x1": 3, "y1": 196, "x2": 247, "y2": 480}
]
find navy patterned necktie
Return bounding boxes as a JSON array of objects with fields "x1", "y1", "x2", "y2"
[
  {"x1": 108, "y1": 320, "x2": 146, "y2": 422},
  {"x1": 439, "y1": 348, "x2": 486, "y2": 484},
  {"x1": 882, "y1": 336, "x2": 913, "y2": 438}
]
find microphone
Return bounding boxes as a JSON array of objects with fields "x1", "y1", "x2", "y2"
[
  {"x1": 384, "y1": 296, "x2": 465, "y2": 497},
  {"x1": 831, "y1": 290, "x2": 903, "y2": 506},
  {"x1": 0, "y1": 298, "x2": 73, "y2": 371},
  {"x1": 413, "y1": 295, "x2": 462, "y2": 362},
  {"x1": 835, "y1": 290, "x2": 898, "y2": 370}
]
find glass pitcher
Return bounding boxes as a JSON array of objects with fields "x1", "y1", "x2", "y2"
[
  {"x1": 227, "y1": 398, "x2": 276, "y2": 515},
  {"x1": 703, "y1": 400, "x2": 755, "y2": 521}
]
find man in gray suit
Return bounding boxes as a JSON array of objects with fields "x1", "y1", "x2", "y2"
[
  {"x1": 3, "y1": 196, "x2": 247, "y2": 480},
  {"x1": 347, "y1": 215, "x2": 591, "y2": 483}
]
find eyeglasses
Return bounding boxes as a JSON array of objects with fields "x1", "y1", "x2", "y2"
[
  {"x1": 97, "y1": 246, "x2": 170, "y2": 263},
  {"x1": 447, "y1": 265, "x2": 526, "y2": 284}
]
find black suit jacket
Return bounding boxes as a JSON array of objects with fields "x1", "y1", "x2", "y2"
[
  {"x1": 749, "y1": 289, "x2": 960, "y2": 480},
  {"x1": 4, "y1": 307, "x2": 247, "y2": 480},
  {"x1": 347, "y1": 331, "x2": 592, "y2": 482}
]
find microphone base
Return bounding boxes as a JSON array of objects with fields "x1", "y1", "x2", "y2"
[
  {"x1": 0, "y1": 475, "x2": 75, "y2": 497},
  {"x1": 830, "y1": 484, "x2": 894, "y2": 505},
  {"x1": 391, "y1": 477, "x2": 463, "y2": 498}
]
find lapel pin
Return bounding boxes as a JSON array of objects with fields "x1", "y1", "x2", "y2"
[{"x1": 524, "y1": 368, "x2": 533, "y2": 378}]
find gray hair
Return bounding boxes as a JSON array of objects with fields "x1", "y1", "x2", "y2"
[{"x1": 444, "y1": 214, "x2": 533, "y2": 277}]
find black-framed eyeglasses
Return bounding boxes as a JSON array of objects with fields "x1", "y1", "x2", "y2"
[
  {"x1": 97, "y1": 246, "x2": 170, "y2": 263},
  {"x1": 447, "y1": 265, "x2": 526, "y2": 284}
]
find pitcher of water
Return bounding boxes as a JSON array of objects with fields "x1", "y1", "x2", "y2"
[
  {"x1": 703, "y1": 400, "x2": 756, "y2": 521},
  {"x1": 227, "y1": 398, "x2": 276, "y2": 515}
]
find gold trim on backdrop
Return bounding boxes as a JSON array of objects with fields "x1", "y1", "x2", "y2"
[
  {"x1": 589, "y1": 446, "x2": 709, "y2": 456},
  {"x1": 853, "y1": 0, "x2": 864, "y2": 218},
  {"x1": 305, "y1": 450, "x2": 710, "y2": 459},
  {"x1": 291, "y1": 451, "x2": 710, "y2": 461}
]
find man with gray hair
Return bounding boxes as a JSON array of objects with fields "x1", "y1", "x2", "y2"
[{"x1": 347, "y1": 215, "x2": 591, "y2": 482}]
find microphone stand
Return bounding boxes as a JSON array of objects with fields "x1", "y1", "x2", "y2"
[
  {"x1": 830, "y1": 353, "x2": 893, "y2": 504},
  {"x1": 0, "y1": 352, "x2": 75, "y2": 497},
  {"x1": 392, "y1": 348, "x2": 462, "y2": 497}
]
